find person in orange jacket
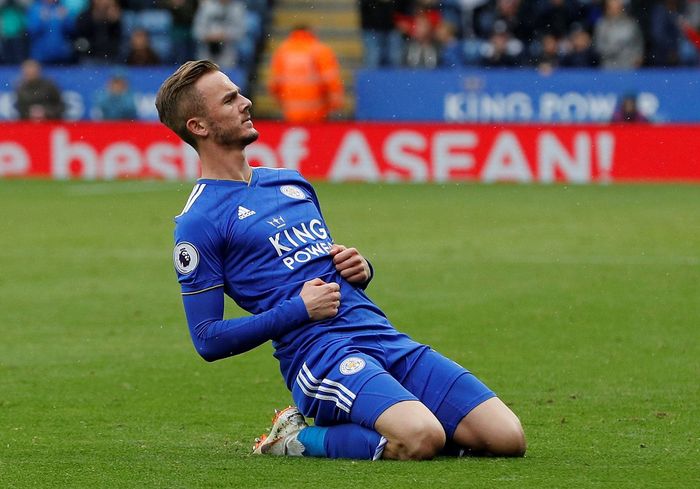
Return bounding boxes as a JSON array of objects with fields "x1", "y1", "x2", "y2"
[{"x1": 268, "y1": 25, "x2": 345, "y2": 123}]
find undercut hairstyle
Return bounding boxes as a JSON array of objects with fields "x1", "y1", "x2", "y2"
[{"x1": 155, "y1": 60, "x2": 220, "y2": 149}]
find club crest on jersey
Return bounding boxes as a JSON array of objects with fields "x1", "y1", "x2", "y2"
[
  {"x1": 173, "y1": 242, "x2": 199, "y2": 275},
  {"x1": 280, "y1": 185, "x2": 305, "y2": 200},
  {"x1": 339, "y1": 357, "x2": 366, "y2": 376}
]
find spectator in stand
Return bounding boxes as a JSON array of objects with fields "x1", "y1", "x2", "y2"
[
  {"x1": 14, "y1": 59, "x2": 65, "y2": 120},
  {"x1": 93, "y1": 70, "x2": 138, "y2": 120},
  {"x1": 679, "y1": 15, "x2": 700, "y2": 52},
  {"x1": 0, "y1": 0, "x2": 30, "y2": 64},
  {"x1": 560, "y1": 22, "x2": 599, "y2": 66},
  {"x1": 473, "y1": 0, "x2": 535, "y2": 44},
  {"x1": 593, "y1": 0, "x2": 643, "y2": 69},
  {"x1": 648, "y1": 0, "x2": 684, "y2": 66},
  {"x1": 533, "y1": 0, "x2": 582, "y2": 40},
  {"x1": 26, "y1": 0, "x2": 77, "y2": 65},
  {"x1": 436, "y1": 21, "x2": 464, "y2": 67},
  {"x1": 610, "y1": 92, "x2": 648, "y2": 123},
  {"x1": 534, "y1": 32, "x2": 562, "y2": 73},
  {"x1": 161, "y1": 0, "x2": 198, "y2": 65},
  {"x1": 675, "y1": 15, "x2": 700, "y2": 64},
  {"x1": 395, "y1": 0, "x2": 443, "y2": 67},
  {"x1": 192, "y1": 0, "x2": 247, "y2": 68},
  {"x1": 479, "y1": 19, "x2": 524, "y2": 67},
  {"x1": 268, "y1": 25, "x2": 344, "y2": 123},
  {"x1": 450, "y1": 0, "x2": 491, "y2": 64},
  {"x1": 126, "y1": 28, "x2": 161, "y2": 65},
  {"x1": 359, "y1": 0, "x2": 409, "y2": 68},
  {"x1": 405, "y1": 6, "x2": 441, "y2": 67},
  {"x1": 445, "y1": 0, "x2": 490, "y2": 39},
  {"x1": 74, "y1": 0, "x2": 123, "y2": 64}
]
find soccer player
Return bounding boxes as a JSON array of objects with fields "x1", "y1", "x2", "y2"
[{"x1": 155, "y1": 60, "x2": 526, "y2": 461}]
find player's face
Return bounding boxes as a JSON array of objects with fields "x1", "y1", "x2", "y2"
[{"x1": 195, "y1": 71, "x2": 259, "y2": 148}]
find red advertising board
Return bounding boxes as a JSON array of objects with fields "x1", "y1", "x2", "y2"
[{"x1": 1, "y1": 122, "x2": 699, "y2": 182}]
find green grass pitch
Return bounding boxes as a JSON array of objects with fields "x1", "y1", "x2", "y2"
[{"x1": 1, "y1": 180, "x2": 698, "y2": 488}]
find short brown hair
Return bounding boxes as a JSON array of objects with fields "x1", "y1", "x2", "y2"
[{"x1": 155, "y1": 60, "x2": 219, "y2": 148}]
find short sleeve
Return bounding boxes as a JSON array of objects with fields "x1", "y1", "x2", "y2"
[{"x1": 173, "y1": 211, "x2": 225, "y2": 295}]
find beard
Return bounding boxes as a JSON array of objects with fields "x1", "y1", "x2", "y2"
[
  {"x1": 240, "y1": 128, "x2": 260, "y2": 147},
  {"x1": 210, "y1": 119, "x2": 259, "y2": 148}
]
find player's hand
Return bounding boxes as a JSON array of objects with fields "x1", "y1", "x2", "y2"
[
  {"x1": 330, "y1": 244, "x2": 371, "y2": 285},
  {"x1": 300, "y1": 278, "x2": 341, "y2": 321}
]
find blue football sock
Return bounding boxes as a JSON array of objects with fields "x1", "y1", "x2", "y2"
[
  {"x1": 297, "y1": 424, "x2": 386, "y2": 460},
  {"x1": 297, "y1": 426, "x2": 328, "y2": 457}
]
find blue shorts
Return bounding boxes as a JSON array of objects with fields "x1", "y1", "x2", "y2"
[{"x1": 291, "y1": 334, "x2": 496, "y2": 439}]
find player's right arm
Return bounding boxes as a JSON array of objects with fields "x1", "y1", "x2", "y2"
[
  {"x1": 174, "y1": 211, "x2": 300, "y2": 361},
  {"x1": 181, "y1": 279, "x2": 340, "y2": 362},
  {"x1": 174, "y1": 210, "x2": 340, "y2": 362}
]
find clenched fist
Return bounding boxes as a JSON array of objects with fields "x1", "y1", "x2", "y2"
[{"x1": 300, "y1": 278, "x2": 341, "y2": 320}]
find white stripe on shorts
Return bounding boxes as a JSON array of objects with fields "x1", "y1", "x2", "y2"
[
  {"x1": 302, "y1": 363, "x2": 356, "y2": 400},
  {"x1": 297, "y1": 372, "x2": 355, "y2": 409},
  {"x1": 296, "y1": 362, "x2": 357, "y2": 414}
]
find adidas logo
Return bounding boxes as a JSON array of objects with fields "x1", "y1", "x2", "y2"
[{"x1": 237, "y1": 206, "x2": 256, "y2": 220}]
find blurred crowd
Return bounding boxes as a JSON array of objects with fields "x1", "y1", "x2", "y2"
[
  {"x1": 360, "y1": 0, "x2": 700, "y2": 70},
  {"x1": 0, "y1": 0, "x2": 268, "y2": 70},
  {"x1": 3, "y1": 0, "x2": 700, "y2": 71},
  {"x1": 6, "y1": 0, "x2": 700, "y2": 123}
]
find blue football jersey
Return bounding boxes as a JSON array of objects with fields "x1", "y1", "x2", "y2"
[{"x1": 173, "y1": 167, "x2": 406, "y2": 388}]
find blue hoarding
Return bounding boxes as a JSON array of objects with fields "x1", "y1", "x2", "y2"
[
  {"x1": 0, "y1": 66, "x2": 246, "y2": 121},
  {"x1": 355, "y1": 68, "x2": 700, "y2": 123}
]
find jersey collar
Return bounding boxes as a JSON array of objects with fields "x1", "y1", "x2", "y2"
[{"x1": 198, "y1": 168, "x2": 258, "y2": 187}]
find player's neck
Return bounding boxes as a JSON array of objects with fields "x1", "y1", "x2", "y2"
[{"x1": 198, "y1": 147, "x2": 252, "y2": 183}]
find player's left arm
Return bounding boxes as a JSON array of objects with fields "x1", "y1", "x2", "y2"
[{"x1": 330, "y1": 244, "x2": 374, "y2": 289}]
